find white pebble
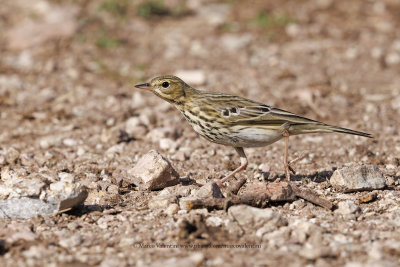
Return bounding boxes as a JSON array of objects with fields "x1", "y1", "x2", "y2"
[
  {"x1": 63, "y1": 138, "x2": 77, "y2": 146},
  {"x1": 385, "y1": 52, "x2": 400, "y2": 65},
  {"x1": 159, "y1": 138, "x2": 176, "y2": 151},
  {"x1": 165, "y1": 204, "x2": 179, "y2": 216}
]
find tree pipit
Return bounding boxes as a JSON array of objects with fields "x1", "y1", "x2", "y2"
[{"x1": 135, "y1": 76, "x2": 372, "y2": 186}]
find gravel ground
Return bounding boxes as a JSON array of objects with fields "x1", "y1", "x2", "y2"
[{"x1": 0, "y1": 0, "x2": 400, "y2": 266}]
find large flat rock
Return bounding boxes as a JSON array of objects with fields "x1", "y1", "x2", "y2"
[{"x1": 330, "y1": 165, "x2": 386, "y2": 192}]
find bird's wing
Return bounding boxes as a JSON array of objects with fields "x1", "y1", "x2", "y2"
[
  {"x1": 203, "y1": 93, "x2": 322, "y2": 127},
  {"x1": 196, "y1": 92, "x2": 371, "y2": 137}
]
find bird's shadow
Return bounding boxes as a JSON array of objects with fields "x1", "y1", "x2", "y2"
[
  {"x1": 263, "y1": 170, "x2": 334, "y2": 183},
  {"x1": 64, "y1": 204, "x2": 113, "y2": 217}
]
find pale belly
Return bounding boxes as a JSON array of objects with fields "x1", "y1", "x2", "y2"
[
  {"x1": 192, "y1": 124, "x2": 284, "y2": 147},
  {"x1": 226, "y1": 127, "x2": 284, "y2": 147}
]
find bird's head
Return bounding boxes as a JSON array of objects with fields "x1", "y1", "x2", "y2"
[{"x1": 135, "y1": 75, "x2": 189, "y2": 104}]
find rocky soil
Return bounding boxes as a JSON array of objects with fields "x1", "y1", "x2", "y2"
[{"x1": 0, "y1": 0, "x2": 400, "y2": 266}]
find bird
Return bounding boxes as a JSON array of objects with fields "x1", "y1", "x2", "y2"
[{"x1": 135, "y1": 75, "x2": 372, "y2": 186}]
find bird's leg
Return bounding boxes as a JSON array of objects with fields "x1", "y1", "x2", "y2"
[
  {"x1": 283, "y1": 130, "x2": 291, "y2": 180},
  {"x1": 283, "y1": 131, "x2": 308, "y2": 180},
  {"x1": 218, "y1": 147, "x2": 248, "y2": 187}
]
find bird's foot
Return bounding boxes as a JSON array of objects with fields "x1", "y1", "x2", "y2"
[
  {"x1": 284, "y1": 152, "x2": 308, "y2": 181},
  {"x1": 216, "y1": 180, "x2": 227, "y2": 188}
]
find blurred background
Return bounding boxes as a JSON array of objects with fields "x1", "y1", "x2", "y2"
[{"x1": 1, "y1": 0, "x2": 400, "y2": 172}]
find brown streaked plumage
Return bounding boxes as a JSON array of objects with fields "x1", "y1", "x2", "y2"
[{"x1": 135, "y1": 75, "x2": 372, "y2": 185}]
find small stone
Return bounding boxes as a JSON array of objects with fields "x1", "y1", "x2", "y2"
[
  {"x1": 0, "y1": 166, "x2": 23, "y2": 182},
  {"x1": 171, "y1": 151, "x2": 186, "y2": 161},
  {"x1": 386, "y1": 164, "x2": 396, "y2": 170},
  {"x1": 296, "y1": 221, "x2": 320, "y2": 234},
  {"x1": 359, "y1": 192, "x2": 378, "y2": 203},
  {"x1": 258, "y1": 163, "x2": 270, "y2": 173},
  {"x1": 106, "y1": 117, "x2": 115, "y2": 126},
  {"x1": 149, "y1": 196, "x2": 173, "y2": 209},
  {"x1": 139, "y1": 112, "x2": 156, "y2": 126},
  {"x1": 63, "y1": 138, "x2": 77, "y2": 146},
  {"x1": 189, "y1": 252, "x2": 205, "y2": 265},
  {"x1": 20, "y1": 153, "x2": 36, "y2": 167},
  {"x1": 15, "y1": 51, "x2": 34, "y2": 70},
  {"x1": 146, "y1": 127, "x2": 170, "y2": 143},
  {"x1": 220, "y1": 34, "x2": 252, "y2": 51},
  {"x1": 159, "y1": 138, "x2": 177, "y2": 152},
  {"x1": 39, "y1": 136, "x2": 60, "y2": 149},
  {"x1": 206, "y1": 216, "x2": 223, "y2": 227},
  {"x1": 345, "y1": 47, "x2": 358, "y2": 59},
  {"x1": 126, "y1": 150, "x2": 179, "y2": 190},
  {"x1": 330, "y1": 165, "x2": 386, "y2": 192},
  {"x1": 130, "y1": 125, "x2": 148, "y2": 138},
  {"x1": 179, "y1": 197, "x2": 197, "y2": 211},
  {"x1": 228, "y1": 205, "x2": 287, "y2": 230},
  {"x1": 107, "y1": 184, "x2": 119, "y2": 194},
  {"x1": 386, "y1": 176, "x2": 395, "y2": 186},
  {"x1": 290, "y1": 220, "x2": 322, "y2": 244},
  {"x1": 299, "y1": 246, "x2": 332, "y2": 260},
  {"x1": 286, "y1": 23, "x2": 301, "y2": 37},
  {"x1": 0, "y1": 168, "x2": 46, "y2": 199},
  {"x1": 131, "y1": 91, "x2": 147, "y2": 109},
  {"x1": 371, "y1": 47, "x2": 383, "y2": 59},
  {"x1": 385, "y1": 52, "x2": 400, "y2": 65},
  {"x1": 76, "y1": 147, "x2": 85, "y2": 156},
  {"x1": 49, "y1": 173, "x2": 75, "y2": 193},
  {"x1": 316, "y1": 0, "x2": 333, "y2": 8},
  {"x1": 197, "y1": 3, "x2": 231, "y2": 26},
  {"x1": 261, "y1": 226, "x2": 291, "y2": 246},
  {"x1": 335, "y1": 200, "x2": 361, "y2": 215},
  {"x1": 8, "y1": 230, "x2": 38, "y2": 243},
  {"x1": 158, "y1": 187, "x2": 175, "y2": 197},
  {"x1": 58, "y1": 172, "x2": 75, "y2": 183},
  {"x1": 97, "y1": 216, "x2": 112, "y2": 230},
  {"x1": 49, "y1": 181, "x2": 67, "y2": 192},
  {"x1": 176, "y1": 186, "x2": 191, "y2": 197},
  {"x1": 100, "y1": 256, "x2": 125, "y2": 267},
  {"x1": 290, "y1": 227, "x2": 307, "y2": 244},
  {"x1": 174, "y1": 70, "x2": 206, "y2": 85},
  {"x1": 164, "y1": 203, "x2": 179, "y2": 216},
  {"x1": 125, "y1": 117, "x2": 141, "y2": 134},
  {"x1": 193, "y1": 182, "x2": 224, "y2": 199},
  {"x1": 289, "y1": 199, "x2": 306, "y2": 210},
  {"x1": 59, "y1": 234, "x2": 83, "y2": 248},
  {"x1": 5, "y1": 147, "x2": 20, "y2": 164},
  {"x1": 367, "y1": 243, "x2": 396, "y2": 263}
]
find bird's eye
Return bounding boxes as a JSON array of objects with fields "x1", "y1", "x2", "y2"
[{"x1": 162, "y1": 81, "x2": 169, "y2": 88}]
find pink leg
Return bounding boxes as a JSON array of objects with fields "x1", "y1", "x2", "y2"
[
  {"x1": 218, "y1": 147, "x2": 248, "y2": 187},
  {"x1": 284, "y1": 130, "x2": 290, "y2": 180},
  {"x1": 283, "y1": 130, "x2": 308, "y2": 180}
]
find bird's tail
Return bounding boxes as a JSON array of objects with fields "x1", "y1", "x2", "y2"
[{"x1": 288, "y1": 123, "x2": 372, "y2": 138}]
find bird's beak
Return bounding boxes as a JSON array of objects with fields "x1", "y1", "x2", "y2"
[{"x1": 134, "y1": 82, "x2": 153, "y2": 91}]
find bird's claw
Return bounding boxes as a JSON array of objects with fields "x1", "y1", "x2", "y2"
[
  {"x1": 285, "y1": 152, "x2": 308, "y2": 179},
  {"x1": 216, "y1": 180, "x2": 226, "y2": 188}
]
